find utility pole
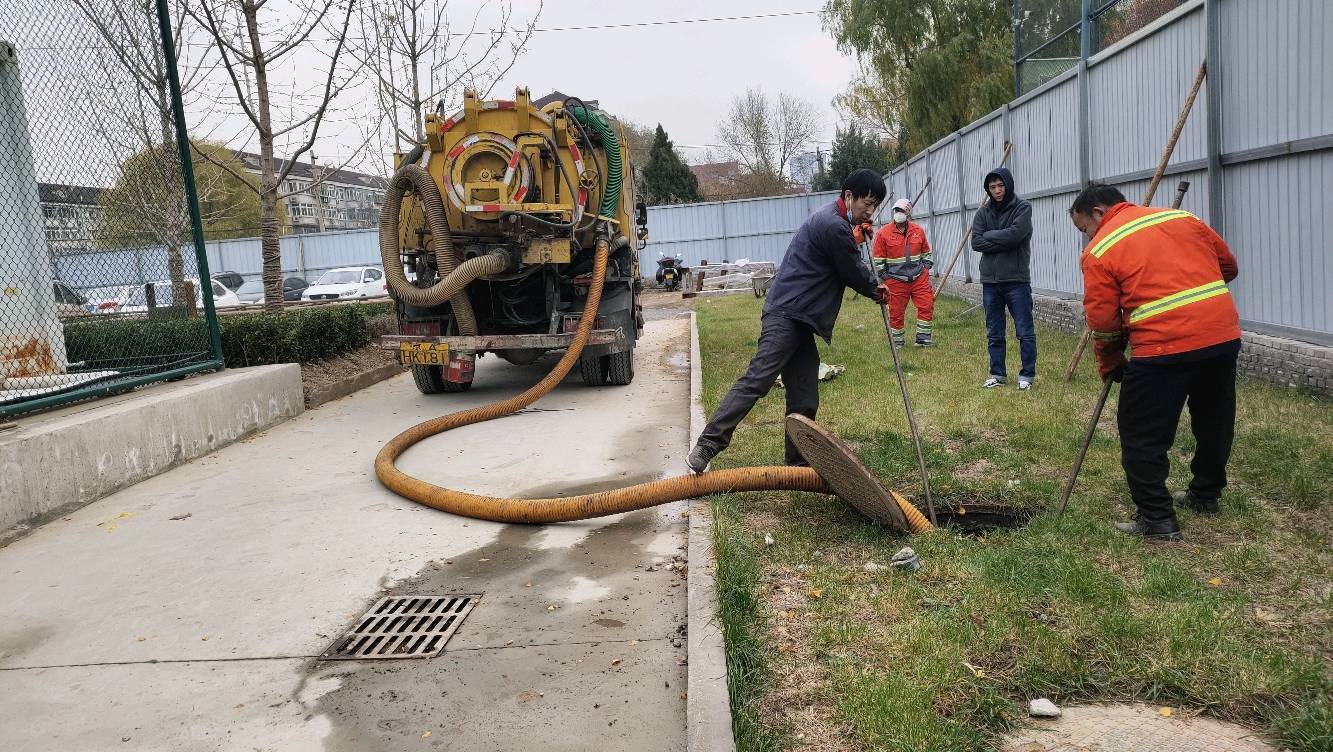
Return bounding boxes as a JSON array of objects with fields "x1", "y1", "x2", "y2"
[{"x1": 312, "y1": 152, "x2": 326, "y2": 233}]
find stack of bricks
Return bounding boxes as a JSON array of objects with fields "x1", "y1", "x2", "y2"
[{"x1": 938, "y1": 280, "x2": 1333, "y2": 396}]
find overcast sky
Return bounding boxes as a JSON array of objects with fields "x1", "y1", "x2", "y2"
[
  {"x1": 489, "y1": 1, "x2": 857, "y2": 161},
  {"x1": 4, "y1": 0, "x2": 860, "y2": 183}
]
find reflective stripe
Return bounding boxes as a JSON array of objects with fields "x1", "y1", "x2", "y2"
[
  {"x1": 1091, "y1": 330, "x2": 1122, "y2": 341},
  {"x1": 1090, "y1": 209, "x2": 1193, "y2": 258},
  {"x1": 1128, "y1": 280, "x2": 1230, "y2": 324}
]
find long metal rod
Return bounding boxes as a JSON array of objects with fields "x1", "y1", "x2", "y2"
[
  {"x1": 1057, "y1": 376, "x2": 1114, "y2": 515},
  {"x1": 934, "y1": 142, "x2": 1013, "y2": 296},
  {"x1": 859, "y1": 231, "x2": 936, "y2": 526},
  {"x1": 878, "y1": 304, "x2": 936, "y2": 525}
]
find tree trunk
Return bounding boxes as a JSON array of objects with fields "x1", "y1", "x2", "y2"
[
  {"x1": 259, "y1": 190, "x2": 283, "y2": 313},
  {"x1": 245, "y1": 0, "x2": 284, "y2": 314}
]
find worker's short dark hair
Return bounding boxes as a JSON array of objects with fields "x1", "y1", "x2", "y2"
[
  {"x1": 842, "y1": 169, "x2": 887, "y2": 202},
  {"x1": 1070, "y1": 182, "x2": 1127, "y2": 214}
]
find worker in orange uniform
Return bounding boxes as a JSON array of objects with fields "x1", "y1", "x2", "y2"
[
  {"x1": 1069, "y1": 183, "x2": 1241, "y2": 541},
  {"x1": 871, "y1": 198, "x2": 934, "y2": 347}
]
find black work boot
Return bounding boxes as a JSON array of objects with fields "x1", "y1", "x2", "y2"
[
  {"x1": 1173, "y1": 490, "x2": 1219, "y2": 516},
  {"x1": 687, "y1": 443, "x2": 716, "y2": 474},
  {"x1": 1114, "y1": 516, "x2": 1182, "y2": 541}
]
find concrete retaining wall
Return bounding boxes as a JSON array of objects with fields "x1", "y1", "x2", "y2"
[
  {"x1": 0, "y1": 365, "x2": 303, "y2": 534},
  {"x1": 941, "y1": 281, "x2": 1333, "y2": 395}
]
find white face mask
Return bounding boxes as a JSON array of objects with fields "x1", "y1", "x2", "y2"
[{"x1": 892, "y1": 211, "x2": 908, "y2": 224}]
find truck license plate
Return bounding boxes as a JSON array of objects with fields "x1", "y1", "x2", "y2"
[{"x1": 399, "y1": 342, "x2": 449, "y2": 366}]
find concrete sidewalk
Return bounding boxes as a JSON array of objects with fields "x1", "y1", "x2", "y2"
[{"x1": 0, "y1": 318, "x2": 692, "y2": 751}]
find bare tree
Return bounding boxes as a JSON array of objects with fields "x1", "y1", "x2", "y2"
[
  {"x1": 352, "y1": 0, "x2": 541, "y2": 156},
  {"x1": 715, "y1": 87, "x2": 821, "y2": 198},
  {"x1": 71, "y1": 0, "x2": 219, "y2": 307},
  {"x1": 185, "y1": 0, "x2": 363, "y2": 312}
]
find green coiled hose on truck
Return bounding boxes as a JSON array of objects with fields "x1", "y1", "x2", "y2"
[{"x1": 570, "y1": 106, "x2": 622, "y2": 218}]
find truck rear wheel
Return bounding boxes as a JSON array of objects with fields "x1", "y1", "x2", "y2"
[
  {"x1": 412, "y1": 364, "x2": 472, "y2": 394},
  {"x1": 412, "y1": 364, "x2": 446, "y2": 394},
  {"x1": 579, "y1": 355, "x2": 607, "y2": 386},
  {"x1": 606, "y1": 349, "x2": 634, "y2": 385}
]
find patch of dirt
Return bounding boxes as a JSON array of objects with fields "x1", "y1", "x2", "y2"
[
  {"x1": 638, "y1": 288, "x2": 695, "y2": 311},
  {"x1": 756, "y1": 565, "x2": 864, "y2": 752},
  {"x1": 955, "y1": 459, "x2": 995, "y2": 481},
  {"x1": 300, "y1": 345, "x2": 403, "y2": 404}
]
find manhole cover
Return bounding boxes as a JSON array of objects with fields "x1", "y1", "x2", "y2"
[
  {"x1": 785, "y1": 414, "x2": 908, "y2": 533},
  {"x1": 323, "y1": 595, "x2": 479, "y2": 660}
]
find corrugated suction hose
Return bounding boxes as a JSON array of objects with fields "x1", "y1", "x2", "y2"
[
  {"x1": 380, "y1": 162, "x2": 479, "y2": 332},
  {"x1": 375, "y1": 233, "x2": 933, "y2": 533}
]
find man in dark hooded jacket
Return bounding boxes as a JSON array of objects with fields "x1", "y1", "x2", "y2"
[
  {"x1": 687, "y1": 169, "x2": 888, "y2": 472},
  {"x1": 971, "y1": 166, "x2": 1037, "y2": 390}
]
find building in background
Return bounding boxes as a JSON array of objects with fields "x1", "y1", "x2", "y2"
[
  {"x1": 234, "y1": 152, "x2": 387, "y2": 235},
  {"x1": 37, "y1": 183, "x2": 104, "y2": 254},
  {"x1": 789, "y1": 151, "x2": 820, "y2": 191},
  {"x1": 689, "y1": 160, "x2": 744, "y2": 202}
]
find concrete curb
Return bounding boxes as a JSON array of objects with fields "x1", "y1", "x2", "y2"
[
  {"x1": 0, "y1": 364, "x2": 303, "y2": 541},
  {"x1": 686, "y1": 311, "x2": 737, "y2": 752},
  {"x1": 305, "y1": 362, "x2": 405, "y2": 409}
]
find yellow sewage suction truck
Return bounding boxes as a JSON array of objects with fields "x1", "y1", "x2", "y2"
[{"x1": 378, "y1": 87, "x2": 646, "y2": 393}]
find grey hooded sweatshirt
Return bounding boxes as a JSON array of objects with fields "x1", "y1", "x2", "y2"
[{"x1": 970, "y1": 167, "x2": 1033, "y2": 284}]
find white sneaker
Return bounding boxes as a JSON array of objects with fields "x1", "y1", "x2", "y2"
[
  {"x1": 1017, "y1": 379, "x2": 1033, "y2": 391},
  {"x1": 983, "y1": 376, "x2": 1006, "y2": 388}
]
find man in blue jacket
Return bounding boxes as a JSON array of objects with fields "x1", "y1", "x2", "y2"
[
  {"x1": 688, "y1": 169, "x2": 888, "y2": 472},
  {"x1": 971, "y1": 166, "x2": 1037, "y2": 390}
]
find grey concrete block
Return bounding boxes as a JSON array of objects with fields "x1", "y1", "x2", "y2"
[{"x1": 0, "y1": 365, "x2": 303, "y2": 532}]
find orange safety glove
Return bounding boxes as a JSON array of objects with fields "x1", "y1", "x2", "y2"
[
  {"x1": 852, "y1": 221, "x2": 873, "y2": 245},
  {"x1": 1095, "y1": 342, "x2": 1128, "y2": 382}
]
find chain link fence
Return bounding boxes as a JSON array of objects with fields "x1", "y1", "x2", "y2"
[
  {"x1": 1016, "y1": 0, "x2": 1189, "y2": 95},
  {"x1": 0, "y1": 0, "x2": 220, "y2": 419}
]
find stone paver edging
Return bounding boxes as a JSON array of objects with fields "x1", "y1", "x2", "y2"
[
  {"x1": 1003, "y1": 703, "x2": 1280, "y2": 752},
  {"x1": 686, "y1": 311, "x2": 738, "y2": 752}
]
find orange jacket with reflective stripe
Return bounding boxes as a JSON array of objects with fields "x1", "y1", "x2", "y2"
[
  {"x1": 1080, "y1": 202, "x2": 1240, "y2": 365},
  {"x1": 872, "y1": 221, "x2": 931, "y2": 263}
]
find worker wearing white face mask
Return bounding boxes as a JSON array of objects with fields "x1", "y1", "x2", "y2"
[{"x1": 871, "y1": 198, "x2": 934, "y2": 347}]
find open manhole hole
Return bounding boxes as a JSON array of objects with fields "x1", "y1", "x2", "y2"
[
  {"x1": 323, "y1": 595, "x2": 479, "y2": 660},
  {"x1": 931, "y1": 502, "x2": 1034, "y2": 535}
]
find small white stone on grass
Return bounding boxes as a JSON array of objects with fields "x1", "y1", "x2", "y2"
[
  {"x1": 863, "y1": 562, "x2": 886, "y2": 573},
  {"x1": 763, "y1": 533, "x2": 774, "y2": 547},
  {"x1": 1029, "y1": 698, "x2": 1061, "y2": 718}
]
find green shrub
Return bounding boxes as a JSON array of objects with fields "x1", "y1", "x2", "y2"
[{"x1": 63, "y1": 302, "x2": 395, "y2": 370}]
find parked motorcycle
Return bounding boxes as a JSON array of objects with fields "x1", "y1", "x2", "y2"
[{"x1": 655, "y1": 253, "x2": 687, "y2": 291}]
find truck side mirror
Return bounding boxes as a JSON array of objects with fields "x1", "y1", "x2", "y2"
[{"x1": 635, "y1": 201, "x2": 648, "y2": 227}]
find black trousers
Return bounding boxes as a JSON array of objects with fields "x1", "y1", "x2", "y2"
[
  {"x1": 1117, "y1": 342, "x2": 1239, "y2": 522},
  {"x1": 698, "y1": 314, "x2": 820, "y2": 465}
]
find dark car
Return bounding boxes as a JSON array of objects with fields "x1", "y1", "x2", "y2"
[
  {"x1": 212, "y1": 271, "x2": 245, "y2": 292},
  {"x1": 235, "y1": 276, "x2": 309, "y2": 304}
]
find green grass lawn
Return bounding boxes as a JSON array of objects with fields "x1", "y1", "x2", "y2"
[{"x1": 697, "y1": 293, "x2": 1331, "y2": 752}]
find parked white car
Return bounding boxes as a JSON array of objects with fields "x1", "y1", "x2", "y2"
[
  {"x1": 119, "y1": 278, "x2": 243, "y2": 313},
  {"x1": 302, "y1": 266, "x2": 388, "y2": 301},
  {"x1": 82, "y1": 284, "x2": 135, "y2": 314}
]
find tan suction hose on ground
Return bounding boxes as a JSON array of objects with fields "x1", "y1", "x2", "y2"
[{"x1": 374, "y1": 231, "x2": 933, "y2": 532}]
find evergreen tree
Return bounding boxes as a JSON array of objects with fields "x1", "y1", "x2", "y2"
[
  {"x1": 812, "y1": 124, "x2": 891, "y2": 192},
  {"x1": 641, "y1": 125, "x2": 702, "y2": 205}
]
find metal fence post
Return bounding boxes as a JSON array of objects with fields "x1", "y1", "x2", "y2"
[
  {"x1": 1204, "y1": 0, "x2": 1225, "y2": 235},
  {"x1": 953, "y1": 132, "x2": 970, "y2": 284},
  {"x1": 1078, "y1": 58, "x2": 1091, "y2": 187},
  {"x1": 155, "y1": 0, "x2": 221, "y2": 364}
]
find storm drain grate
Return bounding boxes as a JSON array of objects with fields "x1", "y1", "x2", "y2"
[{"x1": 323, "y1": 595, "x2": 480, "y2": 660}]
